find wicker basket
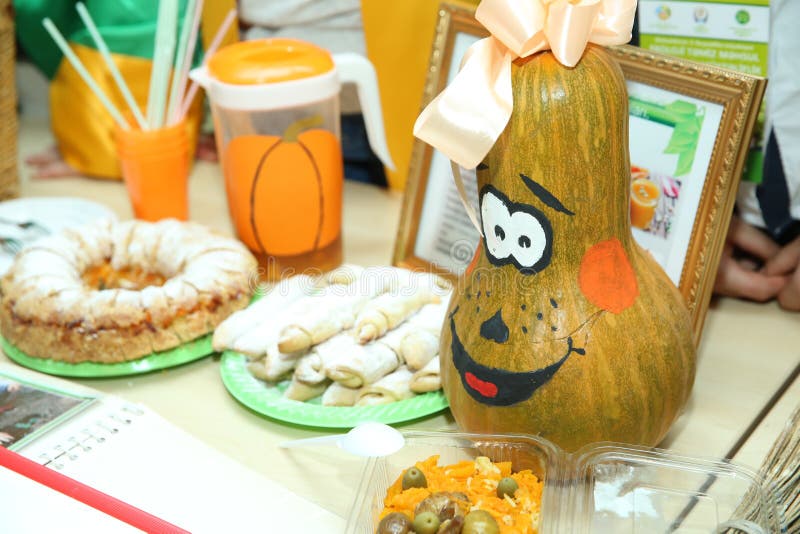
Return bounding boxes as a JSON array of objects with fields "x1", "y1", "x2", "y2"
[{"x1": 0, "y1": 0, "x2": 18, "y2": 200}]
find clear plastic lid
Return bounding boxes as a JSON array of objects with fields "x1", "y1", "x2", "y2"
[{"x1": 347, "y1": 431, "x2": 781, "y2": 533}]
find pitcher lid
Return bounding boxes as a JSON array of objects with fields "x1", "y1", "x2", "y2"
[{"x1": 207, "y1": 38, "x2": 335, "y2": 85}]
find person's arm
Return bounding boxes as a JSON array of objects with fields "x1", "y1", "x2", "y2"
[
  {"x1": 763, "y1": 236, "x2": 800, "y2": 310},
  {"x1": 713, "y1": 215, "x2": 788, "y2": 302}
]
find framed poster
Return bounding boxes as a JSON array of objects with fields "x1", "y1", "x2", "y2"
[{"x1": 393, "y1": 1, "x2": 765, "y2": 341}]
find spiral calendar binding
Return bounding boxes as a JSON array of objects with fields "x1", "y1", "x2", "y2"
[{"x1": 34, "y1": 403, "x2": 145, "y2": 471}]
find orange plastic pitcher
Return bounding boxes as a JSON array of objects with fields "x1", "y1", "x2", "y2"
[{"x1": 190, "y1": 39, "x2": 393, "y2": 280}]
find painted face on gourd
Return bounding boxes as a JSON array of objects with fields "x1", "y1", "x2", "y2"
[
  {"x1": 446, "y1": 50, "x2": 642, "y2": 409},
  {"x1": 442, "y1": 46, "x2": 696, "y2": 453}
]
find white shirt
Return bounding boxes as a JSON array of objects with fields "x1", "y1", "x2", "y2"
[{"x1": 737, "y1": 0, "x2": 800, "y2": 228}]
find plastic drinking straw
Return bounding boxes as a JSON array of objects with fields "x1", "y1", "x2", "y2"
[
  {"x1": 75, "y1": 2, "x2": 148, "y2": 130},
  {"x1": 146, "y1": 0, "x2": 179, "y2": 129},
  {"x1": 42, "y1": 18, "x2": 129, "y2": 130},
  {"x1": 178, "y1": 8, "x2": 237, "y2": 119},
  {"x1": 166, "y1": 0, "x2": 203, "y2": 126}
]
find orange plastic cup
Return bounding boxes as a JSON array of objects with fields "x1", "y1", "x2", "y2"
[
  {"x1": 114, "y1": 119, "x2": 191, "y2": 221},
  {"x1": 630, "y1": 177, "x2": 661, "y2": 230}
]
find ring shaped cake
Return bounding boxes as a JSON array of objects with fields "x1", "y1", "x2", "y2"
[{"x1": 0, "y1": 219, "x2": 257, "y2": 363}]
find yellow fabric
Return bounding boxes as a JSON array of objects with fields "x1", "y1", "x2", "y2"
[
  {"x1": 200, "y1": 0, "x2": 238, "y2": 52},
  {"x1": 50, "y1": 42, "x2": 203, "y2": 180},
  {"x1": 361, "y1": 0, "x2": 479, "y2": 191}
]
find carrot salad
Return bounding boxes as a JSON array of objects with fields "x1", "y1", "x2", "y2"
[{"x1": 380, "y1": 455, "x2": 544, "y2": 533}]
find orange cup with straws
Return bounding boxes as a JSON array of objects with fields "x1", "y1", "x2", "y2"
[{"x1": 114, "y1": 118, "x2": 192, "y2": 221}]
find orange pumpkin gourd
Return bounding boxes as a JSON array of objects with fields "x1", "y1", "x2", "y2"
[
  {"x1": 441, "y1": 45, "x2": 697, "y2": 452},
  {"x1": 223, "y1": 118, "x2": 342, "y2": 257}
]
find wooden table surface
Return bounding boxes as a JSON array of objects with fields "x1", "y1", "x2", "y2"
[{"x1": 3, "y1": 118, "x2": 799, "y2": 522}]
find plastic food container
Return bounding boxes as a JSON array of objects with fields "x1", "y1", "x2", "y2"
[{"x1": 346, "y1": 431, "x2": 782, "y2": 533}]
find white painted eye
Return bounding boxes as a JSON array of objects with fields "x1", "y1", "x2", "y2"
[
  {"x1": 508, "y1": 211, "x2": 548, "y2": 269},
  {"x1": 480, "y1": 186, "x2": 554, "y2": 273},
  {"x1": 481, "y1": 190, "x2": 512, "y2": 262}
]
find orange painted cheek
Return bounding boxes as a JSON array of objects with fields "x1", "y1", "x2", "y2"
[{"x1": 578, "y1": 238, "x2": 639, "y2": 314}]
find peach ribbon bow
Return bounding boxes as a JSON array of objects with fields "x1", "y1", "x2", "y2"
[{"x1": 413, "y1": 0, "x2": 637, "y2": 170}]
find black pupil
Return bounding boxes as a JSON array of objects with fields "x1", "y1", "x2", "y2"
[
  {"x1": 494, "y1": 225, "x2": 505, "y2": 240},
  {"x1": 518, "y1": 235, "x2": 531, "y2": 248}
]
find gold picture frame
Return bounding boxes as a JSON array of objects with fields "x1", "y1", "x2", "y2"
[{"x1": 392, "y1": 1, "x2": 765, "y2": 342}]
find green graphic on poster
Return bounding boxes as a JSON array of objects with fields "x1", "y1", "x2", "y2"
[{"x1": 629, "y1": 97, "x2": 704, "y2": 178}]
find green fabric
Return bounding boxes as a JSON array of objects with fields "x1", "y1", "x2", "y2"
[
  {"x1": 743, "y1": 149, "x2": 764, "y2": 184},
  {"x1": 14, "y1": 0, "x2": 201, "y2": 79},
  {"x1": 14, "y1": 0, "x2": 78, "y2": 78}
]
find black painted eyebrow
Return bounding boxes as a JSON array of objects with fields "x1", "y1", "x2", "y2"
[{"x1": 519, "y1": 173, "x2": 574, "y2": 216}]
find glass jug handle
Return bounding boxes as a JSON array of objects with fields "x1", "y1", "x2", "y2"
[{"x1": 333, "y1": 53, "x2": 395, "y2": 171}]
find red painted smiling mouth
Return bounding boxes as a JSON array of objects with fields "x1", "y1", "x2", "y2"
[{"x1": 450, "y1": 309, "x2": 585, "y2": 406}]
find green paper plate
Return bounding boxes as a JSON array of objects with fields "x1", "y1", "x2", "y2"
[
  {"x1": 220, "y1": 351, "x2": 449, "y2": 429},
  {"x1": 0, "y1": 334, "x2": 214, "y2": 378}
]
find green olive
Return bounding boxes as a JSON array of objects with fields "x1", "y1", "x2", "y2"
[
  {"x1": 496, "y1": 476, "x2": 519, "y2": 499},
  {"x1": 412, "y1": 511, "x2": 440, "y2": 534},
  {"x1": 402, "y1": 467, "x2": 428, "y2": 490},
  {"x1": 462, "y1": 510, "x2": 500, "y2": 534}
]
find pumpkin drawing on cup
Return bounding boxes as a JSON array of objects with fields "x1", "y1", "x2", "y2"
[
  {"x1": 223, "y1": 115, "x2": 342, "y2": 257},
  {"x1": 440, "y1": 46, "x2": 697, "y2": 453}
]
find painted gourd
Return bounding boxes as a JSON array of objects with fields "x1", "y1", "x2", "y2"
[
  {"x1": 223, "y1": 117, "x2": 343, "y2": 257},
  {"x1": 441, "y1": 45, "x2": 697, "y2": 452}
]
